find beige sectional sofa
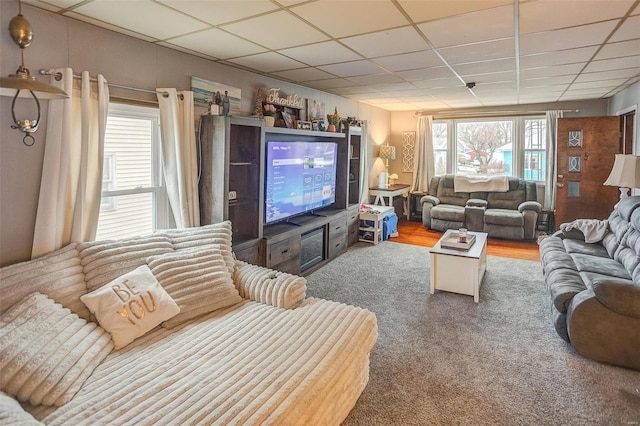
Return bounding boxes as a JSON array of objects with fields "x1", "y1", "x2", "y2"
[{"x1": 0, "y1": 222, "x2": 378, "y2": 425}]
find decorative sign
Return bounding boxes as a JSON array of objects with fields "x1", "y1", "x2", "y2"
[
  {"x1": 265, "y1": 88, "x2": 305, "y2": 109},
  {"x1": 402, "y1": 131, "x2": 416, "y2": 172}
]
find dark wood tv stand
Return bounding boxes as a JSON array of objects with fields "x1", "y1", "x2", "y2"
[{"x1": 198, "y1": 116, "x2": 364, "y2": 276}]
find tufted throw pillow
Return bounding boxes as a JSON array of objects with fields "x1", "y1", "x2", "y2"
[
  {"x1": 78, "y1": 235, "x2": 173, "y2": 293},
  {"x1": 0, "y1": 293, "x2": 113, "y2": 407},
  {"x1": 80, "y1": 265, "x2": 180, "y2": 349},
  {"x1": 147, "y1": 246, "x2": 242, "y2": 328},
  {"x1": 163, "y1": 221, "x2": 235, "y2": 275}
]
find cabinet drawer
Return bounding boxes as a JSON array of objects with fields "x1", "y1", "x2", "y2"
[
  {"x1": 328, "y1": 233, "x2": 347, "y2": 259},
  {"x1": 329, "y1": 216, "x2": 348, "y2": 241},
  {"x1": 347, "y1": 207, "x2": 360, "y2": 226},
  {"x1": 269, "y1": 236, "x2": 301, "y2": 268}
]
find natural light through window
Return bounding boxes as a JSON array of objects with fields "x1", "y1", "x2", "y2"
[
  {"x1": 456, "y1": 120, "x2": 513, "y2": 176},
  {"x1": 96, "y1": 103, "x2": 168, "y2": 240}
]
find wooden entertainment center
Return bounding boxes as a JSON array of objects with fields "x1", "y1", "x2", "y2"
[{"x1": 198, "y1": 115, "x2": 365, "y2": 275}]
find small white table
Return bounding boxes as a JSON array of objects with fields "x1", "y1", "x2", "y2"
[
  {"x1": 369, "y1": 184, "x2": 410, "y2": 219},
  {"x1": 359, "y1": 204, "x2": 395, "y2": 245},
  {"x1": 429, "y1": 230, "x2": 488, "y2": 303}
]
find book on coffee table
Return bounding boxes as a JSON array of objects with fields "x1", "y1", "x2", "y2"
[{"x1": 440, "y1": 232, "x2": 476, "y2": 250}]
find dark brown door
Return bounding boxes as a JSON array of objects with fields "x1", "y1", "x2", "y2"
[{"x1": 555, "y1": 117, "x2": 621, "y2": 227}]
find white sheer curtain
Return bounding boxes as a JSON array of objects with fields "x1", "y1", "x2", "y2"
[
  {"x1": 544, "y1": 110, "x2": 564, "y2": 209},
  {"x1": 156, "y1": 89, "x2": 200, "y2": 228},
  {"x1": 32, "y1": 69, "x2": 109, "y2": 258},
  {"x1": 412, "y1": 115, "x2": 435, "y2": 193},
  {"x1": 359, "y1": 120, "x2": 370, "y2": 203}
]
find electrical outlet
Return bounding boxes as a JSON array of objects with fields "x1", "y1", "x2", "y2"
[{"x1": 228, "y1": 191, "x2": 237, "y2": 200}]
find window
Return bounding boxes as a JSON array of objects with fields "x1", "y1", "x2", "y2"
[
  {"x1": 96, "y1": 103, "x2": 169, "y2": 240},
  {"x1": 432, "y1": 116, "x2": 546, "y2": 181}
]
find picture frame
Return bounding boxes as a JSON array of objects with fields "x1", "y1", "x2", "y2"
[
  {"x1": 296, "y1": 120, "x2": 312, "y2": 130},
  {"x1": 281, "y1": 111, "x2": 295, "y2": 129}
]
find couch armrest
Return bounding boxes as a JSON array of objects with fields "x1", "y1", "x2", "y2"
[
  {"x1": 233, "y1": 260, "x2": 306, "y2": 309},
  {"x1": 0, "y1": 392, "x2": 42, "y2": 425},
  {"x1": 518, "y1": 201, "x2": 541, "y2": 214},
  {"x1": 421, "y1": 195, "x2": 439, "y2": 206},
  {"x1": 592, "y1": 278, "x2": 640, "y2": 319},
  {"x1": 466, "y1": 198, "x2": 487, "y2": 208}
]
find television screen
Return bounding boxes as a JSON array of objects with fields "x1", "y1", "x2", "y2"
[{"x1": 265, "y1": 141, "x2": 338, "y2": 224}]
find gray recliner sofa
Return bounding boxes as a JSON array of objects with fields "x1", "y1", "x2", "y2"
[
  {"x1": 420, "y1": 174, "x2": 541, "y2": 240},
  {"x1": 539, "y1": 196, "x2": 640, "y2": 370}
]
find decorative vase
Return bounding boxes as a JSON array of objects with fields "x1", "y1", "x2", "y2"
[
  {"x1": 327, "y1": 124, "x2": 336, "y2": 132},
  {"x1": 264, "y1": 116, "x2": 275, "y2": 127}
]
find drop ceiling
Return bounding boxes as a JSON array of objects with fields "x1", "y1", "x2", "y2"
[{"x1": 24, "y1": 0, "x2": 640, "y2": 111}]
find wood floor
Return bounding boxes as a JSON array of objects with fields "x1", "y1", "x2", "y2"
[{"x1": 394, "y1": 220, "x2": 541, "y2": 261}]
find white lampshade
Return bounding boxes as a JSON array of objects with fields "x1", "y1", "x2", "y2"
[{"x1": 604, "y1": 154, "x2": 640, "y2": 188}]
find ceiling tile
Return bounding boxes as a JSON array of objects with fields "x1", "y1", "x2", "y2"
[
  {"x1": 396, "y1": 66, "x2": 456, "y2": 81},
  {"x1": 64, "y1": 11, "x2": 158, "y2": 42},
  {"x1": 226, "y1": 52, "x2": 307, "y2": 73},
  {"x1": 520, "y1": 76, "x2": 575, "y2": 87},
  {"x1": 438, "y1": 38, "x2": 515, "y2": 64},
  {"x1": 169, "y1": 28, "x2": 267, "y2": 59},
  {"x1": 223, "y1": 10, "x2": 328, "y2": 50},
  {"x1": 158, "y1": 0, "x2": 278, "y2": 25},
  {"x1": 417, "y1": 5, "x2": 513, "y2": 48},
  {"x1": 461, "y1": 71, "x2": 515, "y2": 84},
  {"x1": 412, "y1": 76, "x2": 464, "y2": 89},
  {"x1": 70, "y1": 0, "x2": 209, "y2": 40},
  {"x1": 570, "y1": 79, "x2": 631, "y2": 90},
  {"x1": 520, "y1": 46, "x2": 599, "y2": 69},
  {"x1": 452, "y1": 58, "x2": 516, "y2": 76},
  {"x1": 574, "y1": 68, "x2": 640, "y2": 83},
  {"x1": 398, "y1": 0, "x2": 512, "y2": 23},
  {"x1": 346, "y1": 73, "x2": 405, "y2": 85},
  {"x1": 291, "y1": 1, "x2": 409, "y2": 38},
  {"x1": 520, "y1": 63, "x2": 587, "y2": 79},
  {"x1": 332, "y1": 87, "x2": 380, "y2": 96},
  {"x1": 372, "y1": 50, "x2": 442, "y2": 72},
  {"x1": 278, "y1": 41, "x2": 362, "y2": 66},
  {"x1": 610, "y1": 15, "x2": 640, "y2": 42},
  {"x1": 366, "y1": 82, "x2": 418, "y2": 93},
  {"x1": 318, "y1": 60, "x2": 387, "y2": 78},
  {"x1": 595, "y1": 40, "x2": 640, "y2": 60},
  {"x1": 304, "y1": 78, "x2": 359, "y2": 90},
  {"x1": 340, "y1": 26, "x2": 430, "y2": 58},
  {"x1": 22, "y1": 0, "x2": 72, "y2": 12},
  {"x1": 272, "y1": 67, "x2": 336, "y2": 82},
  {"x1": 520, "y1": 21, "x2": 619, "y2": 55},
  {"x1": 583, "y1": 55, "x2": 640, "y2": 73},
  {"x1": 519, "y1": 0, "x2": 634, "y2": 34}
]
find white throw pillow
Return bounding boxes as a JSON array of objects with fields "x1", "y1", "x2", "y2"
[
  {"x1": 147, "y1": 246, "x2": 242, "y2": 328},
  {"x1": 0, "y1": 293, "x2": 113, "y2": 407},
  {"x1": 81, "y1": 265, "x2": 180, "y2": 349}
]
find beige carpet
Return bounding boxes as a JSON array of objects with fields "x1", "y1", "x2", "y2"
[{"x1": 306, "y1": 241, "x2": 640, "y2": 425}]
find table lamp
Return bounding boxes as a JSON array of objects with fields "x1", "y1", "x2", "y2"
[
  {"x1": 378, "y1": 145, "x2": 396, "y2": 189},
  {"x1": 604, "y1": 154, "x2": 640, "y2": 199}
]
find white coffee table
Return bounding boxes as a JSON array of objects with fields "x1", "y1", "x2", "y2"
[{"x1": 429, "y1": 229, "x2": 488, "y2": 303}]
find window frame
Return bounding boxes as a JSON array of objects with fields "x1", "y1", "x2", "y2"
[
  {"x1": 433, "y1": 115, "x2": 546, "y2": 182},
  {"x1": 97, "y1": 102, "x2": 170, "y2": 239}
]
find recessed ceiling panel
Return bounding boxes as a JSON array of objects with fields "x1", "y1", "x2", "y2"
[
  {"x1": 583, "y1": 56, "x2": 640, "y2": 73},
  {"x1": 158, "y1": 0, "x2": 278, "y2": 25},
  {"x1": 417, "y1": 5, "x2": 514, "y2": 48},
  {"x1": 439, "y1": 38, "x2": 515, "y2": 64},
  {"x1": 372, "y1": 50, "x2": 442, "y2": 72},
  {"x1": 70, "y1": 0, "x2": 209, "y2": 40},
  {"x1": 399, "y1": 0, "x2": 512, "y2": 23},
  {"x1": 595, "y1": 40, "x2": 640, "y2": 60},
  {"x1": 169, "y1": 28, "x2": 267, "y2": 59},
  {"x1": 397, "y1": 67, "x2": 456, "y2": 81},
  {"x1": 346, "y1": 73, "x2": 404, "y2": 86},
  {"x1": 452, "y1": 58, "x2": 516, "y2": 76},
  {"x1": 223, "y1": 10, "x2": 328, "y2": 50},
  {"x1": 227, "y1": 52, "x2": 307, "y2": 73},
  {"x1": 575, "y1": 68, "x2": 640, "y2": 83},
  {"x1": 609, "y1": 15, "x2": 640, "y2": 42},
  {"x1": 519, "y1": 0, "x2": 634, "y2": 34},
  {"x1": 340, "y1": 27, "x2": 430, "y2": 58},
  {"x1": 291, "y1": 1, "x2": 408, "y2": 38},
  {"x1": 278, "y1": 41, "x2": 362, "y2": 66},
  {"x1": 520, "y1": 63, "x2": 587, "y2": 79},
  {"x1": 318, "y1": 60, "x2": 387, "y2": 78},
  {"x1": 272, "y1": 67, "x2": 336, "y2": 82},
  {"x1": 520, "y1": 21, "x2": 618, "y2": 55},
  {"x1": 520, "y1": 46, "x2": 599, "y2": 69}
]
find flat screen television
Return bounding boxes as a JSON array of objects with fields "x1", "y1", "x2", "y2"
[{"x1": 265, "y1": 140, "x2": 338, "y2": 224}]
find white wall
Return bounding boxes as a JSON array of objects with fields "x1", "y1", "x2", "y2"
[{"x1": 0, "y1": 2, "x2": 390, "y2": 266}]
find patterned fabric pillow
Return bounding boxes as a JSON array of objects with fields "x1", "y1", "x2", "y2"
[
  {"x1": 80, "y1": 265, "x2": 180, "y2": 349},
  {"x1": 147, "y1": 246, "x2": 242, "y2": 328},
  {"x1": 0, "y1": 293, "x2": 113, "y2": 406}
]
